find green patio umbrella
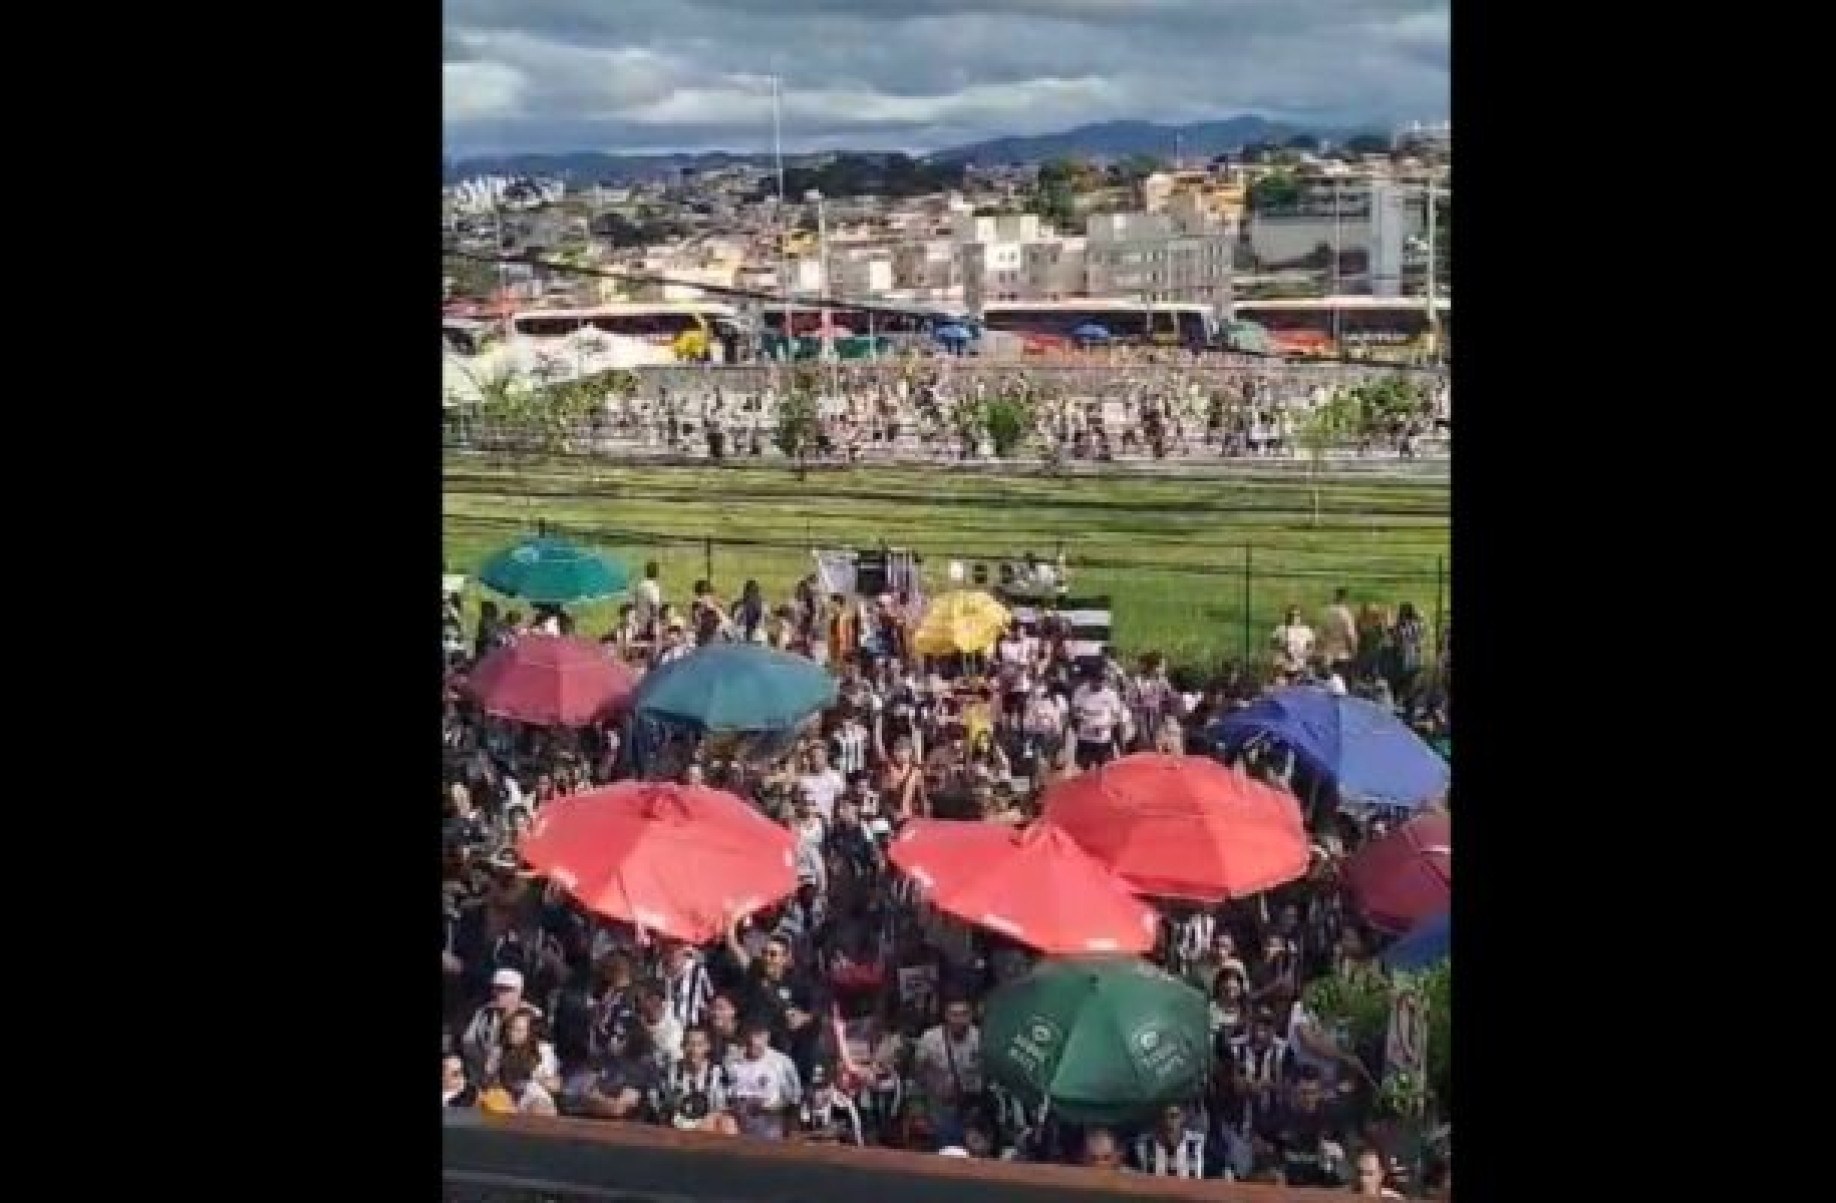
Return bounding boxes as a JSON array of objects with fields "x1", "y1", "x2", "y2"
[
  {"x1": 478, "y1": 536, "x2": 629, "y2": 606},
  {"x1": 982, "y1": 956, "x2": 1211, "y2": 1126},
  {"x1": 633, "y1": 643, "x2": 837, "y2": 733}
]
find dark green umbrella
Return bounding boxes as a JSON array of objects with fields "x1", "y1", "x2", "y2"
[
  {"x1": 633, "y1": 643, "x2": 838, "y2": 733},
  {"x1": 982, "y1": 956, "x2": 1211, "y2": 1125},
  {"x1": 478, "y1": 536, "x2": 629, "y2": 606}
]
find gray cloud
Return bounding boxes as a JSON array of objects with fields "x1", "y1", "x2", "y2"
[{"x1": 444, "y1": 0, "x2": 1447, "y2": 156}]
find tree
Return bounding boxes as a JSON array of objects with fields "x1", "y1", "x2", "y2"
[
  {"x1": 1298, "y1": 387, "x2": 1359, "y2": 524},
  {"x1": 982, "y1": 388, "x2": 1037, "y2": 459},
  {"x1": 1247, "y1": 170, "x2": 1301, "y2": 212},
  {"x1": 1112, "y1": 153, "x2": 1164, "y2": 185},
  {"x1": 1303, "y1": 960, "x2": 1451, "y2": 1121},
  {"x1": 774, "y1": 365, "x2": 822, "y2": 479},
  {"x1": 1344, "y1": 132, "x2": 1391, "y2": 157},
  {"x1": 1283, "y1": 132, "x2": 1320, "y2": 152}
]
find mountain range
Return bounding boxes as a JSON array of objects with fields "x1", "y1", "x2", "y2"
[{"x1": 444, "y1": 115, "x2": 1377, "y2": 185}]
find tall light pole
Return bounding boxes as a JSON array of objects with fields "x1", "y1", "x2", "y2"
[
  {"x1": 1424, "y1": 182, "x2": 1440, "y2": 361},
  {"x1": 1330, "y1": 178, "x2": 1343, "y2": 351},
  {"x1": 771, "y1": 72, "x2": 789, "y2": 362},
  {"x1": 806, "y1": 188, "x2": 832, "y2": 362}
]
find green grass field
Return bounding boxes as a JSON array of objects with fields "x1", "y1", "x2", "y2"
[{"x1": 443, "y1": 456, "x2": 1449, "y2": 670}]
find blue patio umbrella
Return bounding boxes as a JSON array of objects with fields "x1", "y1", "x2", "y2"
[
  {"x1": 1072, "y1": 322, "x2": 1111, "y2": 343},
  {"x1": 934, "y1": 323, "x2": 972, "y2": 344},
  {"x1": 1209, "y1": 687, "x2": 1449, "y2": 812},
  {"x1": 633, "y1": 642, "x2": 838, "y2": 733},
  {"x1": 1380, "y1": 910, "x2": 1449, "y2": 972},
  {"x1": 478, "y1": 536, "x2": 630, "y2": 606}
]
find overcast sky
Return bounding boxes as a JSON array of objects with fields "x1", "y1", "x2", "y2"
[{"x1": 444, "y1": 0, "x2": 1448, "y2": 158}]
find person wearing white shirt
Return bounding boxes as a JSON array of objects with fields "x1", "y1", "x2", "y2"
[
  {"x1": 724, "y1": 1021, "x2": 803, "y2": 1139},
  {"x1": 1271, "y1": 607, "x2": 1316, "y2": 672},
  {"x1": 1070, "y1": 672, "x2": 1126, "y2": 769},
  {"x1": 637, "y1": 982, "x2": 685, "y2": 1071},
  {"x1": 634, "y1": 561, "x2": 664, "y2": 631},
  {"x1": 796, "y1": 744, "x2": 845, "y2": 823},
  {"x1": 912, "y1": 998, "x2": 982, "y2": 1125}
]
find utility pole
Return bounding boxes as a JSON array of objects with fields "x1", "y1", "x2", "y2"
[
  {"x1": 1425, "y1": 182, "x2": 1440, "y2": 361},
  {"x1": 771, "y1": 72, "x2": 790, "y2": 361}
]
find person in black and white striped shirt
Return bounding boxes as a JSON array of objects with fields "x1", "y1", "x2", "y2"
[
  {"x1": 1229, "y1": 1010, "x2": 1292, "y2": 1125},
  {"x1": 660, "y1": 941, "x2": 713, "y2": 1030},
  {"x1": 828, "y1": 705, "x2": 871, "y2": 779},
  {"x1": 651, "y1": 1025, "x2": 739, "y2": 1134},
  {"x1": 1130, "y1": 1101, "x2": 1222, "y2": 1179}
]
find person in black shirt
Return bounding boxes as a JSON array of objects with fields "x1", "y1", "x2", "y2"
[
  {"x1": 587, "y1": 952, "x2": 640, "y2": 1059},
  {"x1": 706, "y1": 992, "x2": 744, "y2": 1069},
  {"x1": 560, "y1": 1026, "x2": 658, "y2": 1121},
  {"x1": 725, "y1": 917, "x2": 822, "y2": 1046},
  {"x1": 474, "y1": 600, "x2": 503, "y2": 661},
  {"x1": 1255, "y1": 1066, "x2": 1348, "y2": 1188},
  {"x1": 442, "y1": 1052, "x2": 478, "y2": 1108}
]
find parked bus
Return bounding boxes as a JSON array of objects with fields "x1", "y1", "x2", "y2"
[
  {"x1": 508, "y1": 302, "x2": 744, "y2": 362},
  {"x1": 1229, "y1": 296, "x2": 1450, "y2": 362},
  {"x1": 979, "y1": 300, "x2": 1213, "y2": 350}
]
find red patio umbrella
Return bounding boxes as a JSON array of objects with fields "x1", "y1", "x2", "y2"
[
  {"x1": 517, "y1": 782, "x2": 796, "y2": 945},
  {"x1": 465, "y1": 634, "x2": 636, "y2": 727},
  {"x1": 1344, "y1": 811, "x2": 1450, "y2": 934},
  {"x1": 1042, "y1": 753, "x2": 1309, "y2": 902},
  {"x1": 889, "y1": 819, "x2": 1159, "y2": 955}
]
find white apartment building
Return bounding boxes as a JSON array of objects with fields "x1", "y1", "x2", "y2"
[
  {"x1": 831, "y1": 250, "x2": 894, "y2": 298},
  {"x1": 1083, "y1": 211, "x2": 1233, "y2": 309},
  {"x1": 1022, "y1": 237, "x2": 1086, "y2": 302},
  {"x1": 960, "y1": 240, "x2": 1026, "y2": 309},
  {"x1": 951, "y1": 211, "x2": 1042, "y2": 247},
  {"x1": 893, "y1": 239, "x2": 958, "y2": 293},
  {"x1": 1246, "y1": 177, "x2": 1428, "y2": 295},
  {"x1": 778, "y1": 256, "x2": 826, "y2": 297}
]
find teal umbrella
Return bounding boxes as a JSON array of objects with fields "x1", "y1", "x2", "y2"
[
  {"x1": 478, "y1": 536, "x2": 629, "y2": 606},
  {"x1": 982, "y1": 956, "x2": 1211, "y2": 1125},
  {"x1": 633, "y1": 643, "x2": 837, "y2": 732}
]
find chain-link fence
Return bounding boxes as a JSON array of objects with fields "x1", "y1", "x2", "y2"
[{"x1": 443, "y1": 508, "x2": 1446, "y2": 675}]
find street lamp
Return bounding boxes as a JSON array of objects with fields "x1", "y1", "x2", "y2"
[{"x1": 805, "y1": 188, "x2": 831, "y2": 362}]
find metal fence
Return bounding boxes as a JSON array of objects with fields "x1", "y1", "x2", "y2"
[{"x1": 442, "y1": 506, "x2": 1448, "y2": 675}]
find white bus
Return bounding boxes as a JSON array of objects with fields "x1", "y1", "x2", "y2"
[{"x1": 508, "y1": 301, "x2": 744, "y2": 362}]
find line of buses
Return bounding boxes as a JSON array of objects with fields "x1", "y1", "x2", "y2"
[{"x1": 447, "y1": 296, "x2": 1451, "y2": 365}]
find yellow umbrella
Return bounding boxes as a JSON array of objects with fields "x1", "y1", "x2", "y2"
[{"x1": 912, "y1": 590, "x2": 1012, "y2": 657}]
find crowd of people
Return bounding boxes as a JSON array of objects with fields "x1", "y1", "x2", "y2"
[
  {"x1": 454, "y1": 360, "x2": 1450, "y2": 467},
  {"x1": 440, "y1": 562, "x2": 1450, "y2": 1196}
]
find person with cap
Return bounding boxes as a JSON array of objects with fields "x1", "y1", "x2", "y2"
[
  {"x1": 724, "y1": 1017, "x2": 803, "y2": 1139},
  {"x1": 795, "y1": 1064, "x2": 864, "y2": 1146},
  {"x1": 459, "y1": 967, "x2": 543, "y2": 1081}
]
